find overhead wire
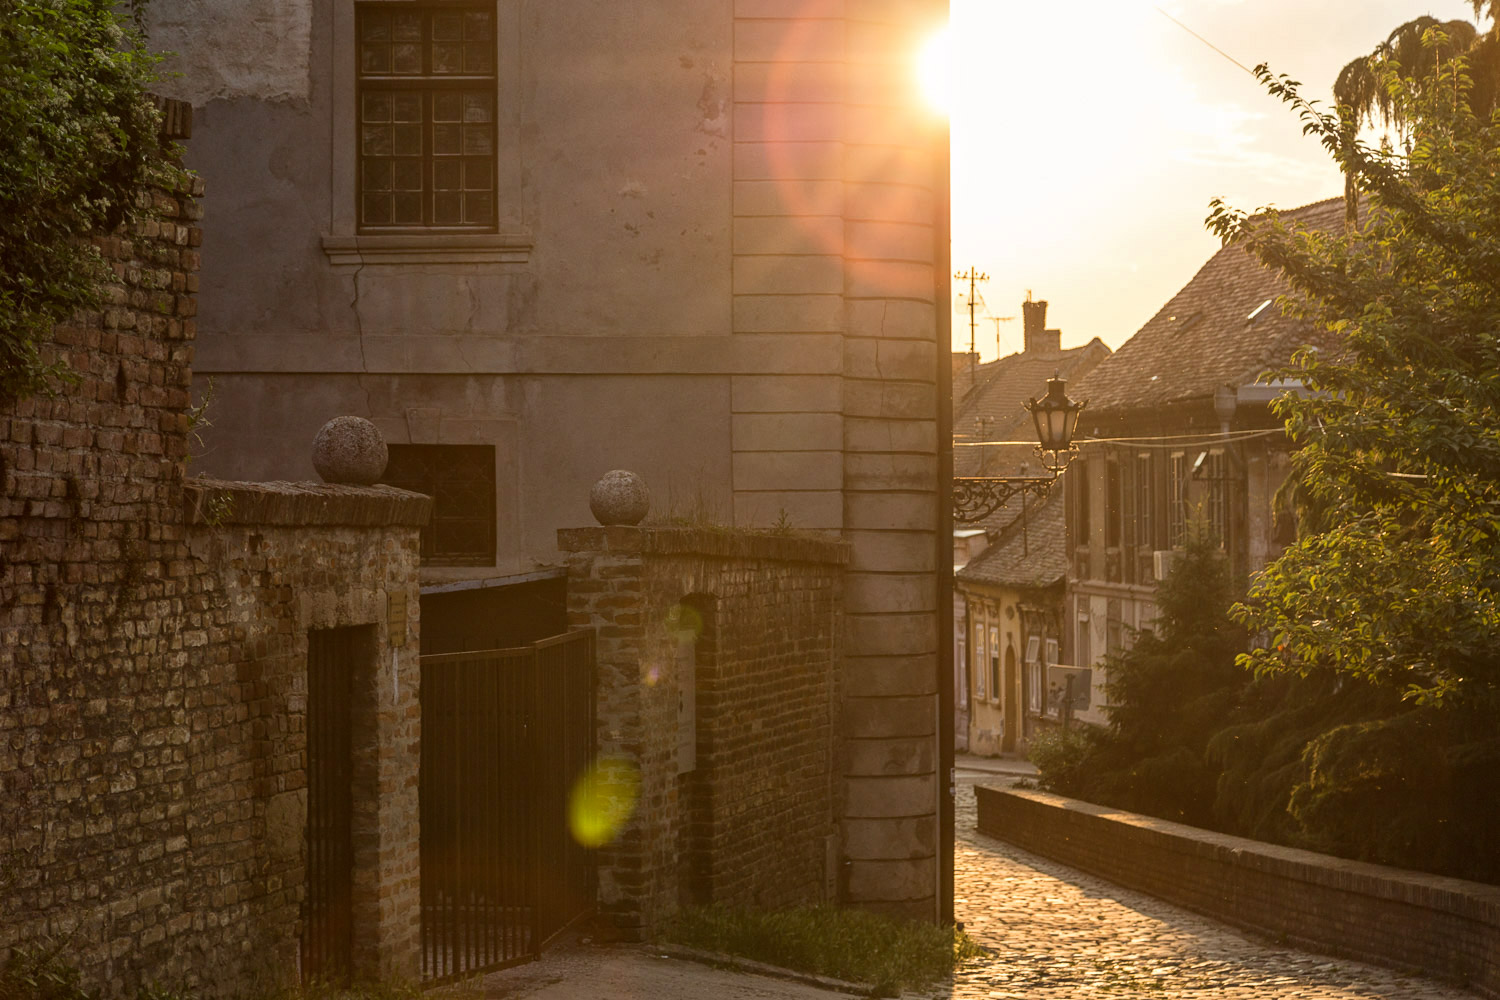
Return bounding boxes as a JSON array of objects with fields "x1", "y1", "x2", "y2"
[{"x1": 954, "y1": 426, "x2": 1287, "y2": 449}]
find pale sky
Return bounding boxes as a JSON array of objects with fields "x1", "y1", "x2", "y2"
[{"x1": 939, "y1": 0, "x2": 1485, "y2": 360}]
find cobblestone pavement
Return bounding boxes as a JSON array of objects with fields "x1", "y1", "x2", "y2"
[{"x1": 926, "y1": 778, "x2": 1475, "y2": 1000}]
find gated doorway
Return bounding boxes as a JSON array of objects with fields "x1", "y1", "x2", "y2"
[
  {"x1": 419, "y1": 629, "x2": 596, "y2": 982},
  {"x1": 304, "y1": 625, "x2": 368, "y2": 982}
]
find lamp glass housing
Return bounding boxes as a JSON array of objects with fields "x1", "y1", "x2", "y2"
[{"x1": 1027, "y1": 376, "x2": 1084, "y2": 455}]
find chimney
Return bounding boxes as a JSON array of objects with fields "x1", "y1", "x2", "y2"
[{"x1": 1021, "y1": 298, "x2": 1061, "y2": 356}]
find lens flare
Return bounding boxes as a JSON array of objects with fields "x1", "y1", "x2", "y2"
[
  {"x1": 917, "y1": 26, "x2": 953, "y2": 117},
  {"x1": 665, "y1": 602, "x2": 704, "y2": 640},
  {"x1": 568, "y1": 757, "x2": 640, "y2": 848}
]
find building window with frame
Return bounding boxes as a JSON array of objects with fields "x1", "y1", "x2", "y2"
[
  {"x1": 381, "y1": 444, "x2": 496, "y2": 565},
  {"x1": 956, "y1": 631, "x2": 968, "y2": 710},
  {"x1": 1205, "y1": 450, "x2": 1227, "y2": 548},
  {"x1": 1106, "y1": 458, "x2": 1122, "y2": 550},
  {"x1": 989, "y1": 624, "x2": 1001, "y2": 703},
  {"x1": 357, "y1": 3, "x2": 497, "y2": 231},
  {"x1": 1073, "y1": 458, "x2": 1090, "y2": 547},
  {"x1": 1169, "y1": 452, "x2": 1188, "y2": 548},
  {"x1": 1025, "y1": 634, "x2": 1042, "y2": 714},
  {"x1": 973, "y1": 622, "x2": 986, "y2": 699},
  {"x1": 1135, "y1": 452, "x2": 1153, "y2": 550}
]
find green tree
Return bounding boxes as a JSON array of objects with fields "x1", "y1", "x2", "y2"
[
  {"x1": 1202, "y1": 32, "x2": 1500, "y2": 882},
  {"x1": 1210, "y1": 44, "x2": 1500, "y2": 709},
  {"x1": 0, "y1": 0, "x2": 163, "y2": 400},
  {"x1": 1332, "y1": 5, "x2": 1497, "y2": 217},
  {"x1": 1031, "y1": 532, "x2": 1248, "y2": 828}
]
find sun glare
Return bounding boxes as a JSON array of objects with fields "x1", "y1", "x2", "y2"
[{"x1": 918, "y1": 25, "x2": 953, "y2": 116}]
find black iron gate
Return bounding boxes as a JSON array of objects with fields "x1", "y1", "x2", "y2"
[
  {"x1": 305, "y1": 626, "x2": 357, "y2": 981},
  {"x1": 419, "y1": 629, "x2": 596, "y2": 982}
]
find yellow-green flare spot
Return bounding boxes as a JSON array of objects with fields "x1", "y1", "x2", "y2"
[{"x1": 569, "y1": 757, "x2": 641, "y2": 847}]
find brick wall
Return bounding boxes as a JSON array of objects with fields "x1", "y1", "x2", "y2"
[
  {"x1": 976, "y1": 785, "x2": 1500, "y2": 999},
  {"x1": 558, "y1": 526, "x2": 848, "y2": 937},
  {"x1": 0, "y1": 151, "x2": 429, "y2": 995}
]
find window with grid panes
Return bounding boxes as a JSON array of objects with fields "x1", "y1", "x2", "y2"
[
  {"x1": 1169, "y1": 452, "x2": 1188, "y2": 547},
  {"x1": 380, "y1": 444, "x2": 496, "y2": 565},
  {"x1": 357, "y1": 4, "x2": 497, "y2": 230}
]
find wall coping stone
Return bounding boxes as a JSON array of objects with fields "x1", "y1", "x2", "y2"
[
  {"x1": 557, "y1": 525, "x2": 850, "y2": 565},
  {"x1": 184, "y1": 477, "x2": 432, "y2": 528},
  {"x1": 976, "y1": 784, "x2": 1500, "y2": 995}
]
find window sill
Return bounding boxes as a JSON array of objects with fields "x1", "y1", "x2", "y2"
[{"x1": 321, "y1": 232, "x2": 533, "y2": 267}]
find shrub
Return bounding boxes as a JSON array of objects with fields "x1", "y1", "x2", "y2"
[{"x1": 0, "y1": 0, "x2": 164, "y2": 400}]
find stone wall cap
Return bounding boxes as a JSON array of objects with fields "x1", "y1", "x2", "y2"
[
  {"x1": 557, "y1": 524, "x2": 850, "y2": 565},
  {"x1": 977, "y1": 784, "x2": 1500, "y2": 914},
  {"x1": 184, "y1": 477, "x2": 432, "y2": 528}
]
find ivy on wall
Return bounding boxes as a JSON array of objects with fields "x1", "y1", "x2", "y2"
[{"x1": 0, "y1": 0, "x2": 162, "y2": 400}]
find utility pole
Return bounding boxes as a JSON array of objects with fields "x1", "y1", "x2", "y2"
[{"x1": 954, "y1": 267, "x2": 988, "y2": 357}]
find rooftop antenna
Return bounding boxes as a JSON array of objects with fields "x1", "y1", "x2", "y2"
[
  {"x1": 987, "y1": 315, "x2": 1015, "y2": 358},
  {"x1": 954, "y1": 267, "x2": 989, "y2": 375}
]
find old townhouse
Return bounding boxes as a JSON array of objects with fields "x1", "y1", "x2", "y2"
[
  {"x1": 950, "y1": 298, "x2": 1107, "y2": 751},
  {"x1": 1063, "y1": 197, "x2": 1343, "y2": 685},
  {"x1": 143, "y1": 0, "x2": 953, "y2": 924}
]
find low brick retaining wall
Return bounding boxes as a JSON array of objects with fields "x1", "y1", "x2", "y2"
[{"x1": 976, "y1": 785, "x2": 1500, "y2": 997}]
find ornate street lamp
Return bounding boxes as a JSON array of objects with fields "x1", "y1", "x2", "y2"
[{"x1": 953, "y1": 375, "x2": 1086, "y2": 524}]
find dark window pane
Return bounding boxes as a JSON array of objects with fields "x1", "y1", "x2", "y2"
[
  {"x1": 433, "y1": 192, "x2": 462, "y2": 224},
  {"x1": 392, "y1": 43, "x2": 422, "y2": 74},
  {"x1": 362, "y1": 124, "x2": 393, "y2": 156},
  {"x1": 394, "y1": 124, "x2": 422, "y2": 156},
  {"x1": 360, "y1": 12, "x2": 390, "y2": 41},
  {"x1": 433, "y1": 160, "x2": 461, "y2": 190},
  {"x1": 393, "y1": 93, "x2": 423, "y2": 122},
  {"x1": 393, "y1": 192, "x2": 422, "y2": 223},
  {"x1": 393, "y1": 12, "x2": 422, "y2": 41},
  {"x1": 462, "y1": 126, "x2": 492, "y2": 155},
  {"x1": 362, "y1": 92, "x2": 392, "y2": 123},
  {"x1": 432, "y1": 12, "x2": 462, "y2": 40},
  {"x1": 380, "y1": 445, "x2": 495, "y2": 565},
  {"x1": 465, "y1": 192, "x2": 494, "y2": 225},
  {"x1": 464, "y1": 43, "x2": 493, "y2": 73},
  {"x1": 361, "y1": 44, "x2": 390, "y2": 74},
  {"x1": 462, "y1": 92, "x2": 493, "y2": 122},
  {"x1": 433, "y1": 92, "x2": 462, "y2": 121},
  {"x1": 433, "y1": 123, "x2": 461, "y2": 155},
  {"x1": 364, "y1": 159, "x2": 393, "y2": 191},
  {"x1": 464, "y1": 11, "x2": 493, "y2": 40},
  {"x1": 393, "y1": 160, "x2": 423, "y2": 191},
  {"x1": 362, "y1": 193, "x2": 392, "y2": 225},
  {"x1": 432, "y1": 43, "x2": 462, "y2": 74},
  {"x1": 463, "y1": 157, "x2": 492, "y2": 190}
]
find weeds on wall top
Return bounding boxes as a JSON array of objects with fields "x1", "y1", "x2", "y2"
[{"x1": 0, "y1": 0, "x2": 165, "y2": 401}]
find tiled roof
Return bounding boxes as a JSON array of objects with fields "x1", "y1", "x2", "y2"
[
  {"x1": 955, "y1": 489, "x2": 1067, "y2": 591},
  {"x1": 1071, "y1": 198, "x2": 1345, "y2": 418}
]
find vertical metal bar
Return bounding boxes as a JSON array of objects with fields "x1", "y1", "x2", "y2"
[{"x1": 305, "y1": 628, "x2": 354, "y2": 982}]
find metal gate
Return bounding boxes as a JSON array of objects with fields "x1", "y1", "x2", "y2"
[
  {"x1": 305, "y1": 627, "x2": 357, "y2": 981},
  {"x1": 419, "y1": 629, "x2": 596, "y2": 982}
]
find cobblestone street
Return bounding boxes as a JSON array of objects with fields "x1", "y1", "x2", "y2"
[{"x1": 934, "y1": 777, "x2": 1475, "y2": 1000}]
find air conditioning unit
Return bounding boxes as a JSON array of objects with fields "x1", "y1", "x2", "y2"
[{"x1": 1153, "y1": 550, "x2": 1178, "y2": 581}]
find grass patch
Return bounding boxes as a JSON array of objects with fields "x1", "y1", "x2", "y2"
[{"x1": 659, "y1": 904, "x2": 986, "y2": 997}]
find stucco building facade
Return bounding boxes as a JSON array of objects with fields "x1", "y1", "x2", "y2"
[
  {"x1": 145, "y1": 0, "x2": 952, "y2": 918},
  {"x1": 1064, "y1": 199, "x2": 1343, "y2": 694}
]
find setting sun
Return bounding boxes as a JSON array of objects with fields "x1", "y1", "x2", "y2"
[{"x1": 918, "y1": 25, "x2": 954, "y2": 115}]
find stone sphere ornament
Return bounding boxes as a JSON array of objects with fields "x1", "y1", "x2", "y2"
[
  {"x1": 312, "y1": 416, "x2": 388, "y2": 485},
  {"x1": 589, "y1": 469, "x2": 650, "y2": 526}
]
